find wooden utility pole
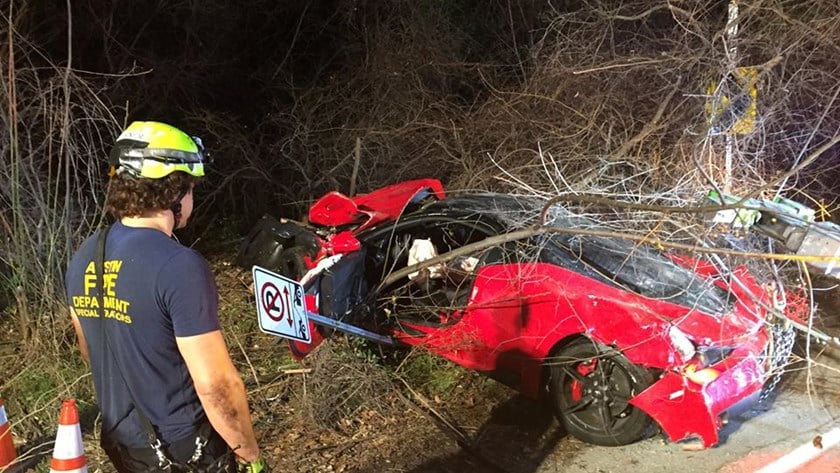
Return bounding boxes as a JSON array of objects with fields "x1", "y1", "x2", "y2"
[{"x1": 723, "y1": 0, "x2": 739, "y2": 192}]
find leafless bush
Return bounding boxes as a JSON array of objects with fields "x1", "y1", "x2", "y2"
[
  {"x1": 290, "y1": 339, "x2": 399, "y2": 430},
  {"x1": 437, "y1": 2, "x2": 839, "y2": 205},
  {"x1": 251, "y1": 3, "x2": 475, "y2": 207},
  {"x1": 0, "y1": 7, "x2": 119, "y2": 348},
  {"x1": 446, "y1": 2, "x2": 839, "y2": 263}
]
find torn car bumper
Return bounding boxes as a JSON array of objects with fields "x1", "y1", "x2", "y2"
[{"x1": 629, "y1": 339, "x2": 768, "y2": 448}]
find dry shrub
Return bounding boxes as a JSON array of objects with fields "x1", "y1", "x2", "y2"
[
  {"x1": 290, "y1": 339, "x2": 399, "y2": 431},
  {"x1": 455, "y1": 1, "x2": 840, "y2": 200},
  {"x1": 224, "y1": 1, "x2": 840, "y2": 236},
  {"x1": 0, "y1": 6, "x2": 119, "y2": 349},
  {"x1": 252, "y1": 3, "x2": 479, "y2": 207},
  {"x1": 179, "y1": 112, "x2": 273, "y2": 236},
  {"x1": 7, "y1": 1, "x2": 835, "y2": 230},
  {"x1": 33, "y1": 1, "x2": 547, "y2": 231},
  {"x1": 230, "y1": 1, "x2": 544, "y2": 219},
  {"x1": 440, "y1": 1, "x2": 840, "y2": 310},
  {"x1": 0, "y1": 10, "x2": 117, "y2": 453}
]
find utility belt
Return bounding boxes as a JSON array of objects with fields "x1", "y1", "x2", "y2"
[{"x1": 102, "y1": 420, "x2": 235, "y2": 473}]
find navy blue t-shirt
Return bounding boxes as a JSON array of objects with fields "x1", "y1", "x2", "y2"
[{"x1": 65, "y1": 221, "x2": 220, "y2": 447}]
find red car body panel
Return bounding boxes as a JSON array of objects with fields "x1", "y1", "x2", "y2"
[
  {"x1": 272, "y1": 178, "x2": 775, "y2": 448},
  {"x1": 308, "y1": 178, "x2": 445, "y2": 232},
  {"x1": 390, "y1": 261, "x2": 770, "y2": 447},
  {"x1": 395, "y1": 263, "x2": 679, "y2": 372}
]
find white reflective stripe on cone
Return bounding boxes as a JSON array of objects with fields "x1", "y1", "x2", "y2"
[
  {"x1": 0, "y1": 405, "x2": 7, "y2": 425},
  {"x1": 52, "y1": 424, "x2": 84, "y2": 459}
]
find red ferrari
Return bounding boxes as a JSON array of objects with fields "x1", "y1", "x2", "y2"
[{"x1": 237, "y1": 178, "x2": 794, "y2": 448}]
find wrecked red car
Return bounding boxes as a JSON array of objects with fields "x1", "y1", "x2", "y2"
[{"x1": 236, "y1": 178, "x2": 790, "y2": 448}]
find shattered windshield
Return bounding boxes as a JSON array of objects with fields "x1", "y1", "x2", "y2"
[{"x1": 542, "y1": 234, "x2": 735, "y2": 316}]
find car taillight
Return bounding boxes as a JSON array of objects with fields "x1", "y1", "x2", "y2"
[
  {"x1": 684, "y1": 363, "x2": 721, "y2": 385},
  {"x1": 682, "y1": 346, "x2": 734, "y2": 385}
]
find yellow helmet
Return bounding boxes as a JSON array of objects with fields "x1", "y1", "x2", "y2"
[{"x1": 109, "y1": 121, "x2": 207, "y2": 179}]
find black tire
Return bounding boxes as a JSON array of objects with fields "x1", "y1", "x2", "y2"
[{"x1": 549, "y1": 338, "x2": 654, "y2": 446}]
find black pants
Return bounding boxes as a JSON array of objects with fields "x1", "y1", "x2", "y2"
[{"x1": 102, "y1": 427, "x2": 235, "y2": 473}]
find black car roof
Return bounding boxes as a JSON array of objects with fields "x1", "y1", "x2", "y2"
[
  {"x1": 416, "y1": 192, "x2": 593, "y2": 229},
  {"x1": 413, "y1": 192, "x2": 736, "y2": 315}
]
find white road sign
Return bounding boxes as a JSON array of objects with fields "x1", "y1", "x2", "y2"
[{"x1": 252, "y1": 266, "x2": 311, "y2": 343}]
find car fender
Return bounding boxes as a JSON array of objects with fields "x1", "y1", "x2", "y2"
[
  {"x1": 629, "y1": 343, "x2": 767, "y2": 447},
  {"x1": 516, "y1": 264, "x2": 683, "y2": 368}
]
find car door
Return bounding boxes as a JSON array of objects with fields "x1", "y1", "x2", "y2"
[{"x1": 363, "y1": 215, "x2": 529, "y2": 372}]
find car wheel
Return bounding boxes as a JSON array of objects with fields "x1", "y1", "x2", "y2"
[{"x1": 549, "y1": 338, "x2": 654, "y2": 446}]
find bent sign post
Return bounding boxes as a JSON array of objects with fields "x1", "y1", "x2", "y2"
[{"x1": 253, "y1": 266, "x2": 311, "y2": 343}]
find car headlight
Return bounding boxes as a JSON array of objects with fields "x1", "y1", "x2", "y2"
[{"x1": 669, "y1": 326, "x2": 696, "y2": 363}]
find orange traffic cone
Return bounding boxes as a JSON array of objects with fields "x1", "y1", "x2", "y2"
[
  {"x1": 49, "y1": 400, "x2": 87, "y2": 473},
  {"x1": 0, "y1": 398, "x2": 17, "y2": 469}
]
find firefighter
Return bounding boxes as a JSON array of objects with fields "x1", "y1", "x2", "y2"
[{"x1": 65, "y1": 121, "x2": 265, "y2": 472}]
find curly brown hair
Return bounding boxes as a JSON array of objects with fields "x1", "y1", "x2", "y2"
[{"x1": 105, "y1": 172, "x2": 199, "y2": 219}]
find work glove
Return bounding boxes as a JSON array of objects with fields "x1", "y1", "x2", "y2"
[{"x1": 236, "y1": 457, "x2": 267, "y2": 473}]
